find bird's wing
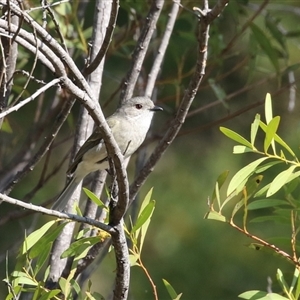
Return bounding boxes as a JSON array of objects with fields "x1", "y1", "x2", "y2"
[{"x1": 67, "y1": 128, "x2": 104, "y2": 174}]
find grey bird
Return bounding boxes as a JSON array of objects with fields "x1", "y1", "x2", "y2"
[{"x1": 52, "y1": 97, "x2": 163, "y2": 211}]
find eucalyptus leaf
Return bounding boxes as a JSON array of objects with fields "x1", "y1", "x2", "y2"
[
  {"x1": 220, "y1": 127, "x2": 253, "y2": 149},
  {"x1": 227, "y1": 157, "x2": 269, "y2": 196},
  {"x1": 267, "y1": 165, "x2": 297, "y2": 197}
]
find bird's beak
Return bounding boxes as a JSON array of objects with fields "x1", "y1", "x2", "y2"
[{"x1": 151, "y1": 105, "x2": 163, "y2": 112}]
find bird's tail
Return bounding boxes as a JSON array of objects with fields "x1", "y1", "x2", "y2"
[{"x1": 52, "y1": 177, "x2": 80, "y2": 211}]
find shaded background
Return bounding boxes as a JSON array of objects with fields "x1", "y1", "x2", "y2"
[{"x1": 1, "y1": 0, "x2": 300, "y2": 299}]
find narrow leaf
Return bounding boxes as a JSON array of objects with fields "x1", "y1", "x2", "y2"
[
  {"x1": 83, "y1": 188, "x2": 108, "y2": 210},
  {"x1": 211, "y1": 170, "x2": 229, "y2": 203},
  {"x1": 163, "y1": 279, "x2": 180, "y2": 299},
  {"x1": 204, "y1": 211, "x2": 227, "y2": 222},
  {"x1": 233, "y1": 145, "x2": 253, "y2": 154},
  {"x1": 264, "y1": 116, "x2": 280, "y2": 153},
  {"x1": 227, "y1": 157, "x2": 269, "y2": 196},
  {"x1": 131, "y1": 200, "x2": 155, "y2": 233},
  {"x1": 265, "y1": 93, "x2": 273, "y2": 124},
  {"x1": 267, "y1": 165, "x2": 297, "y2": 197},
  {"x1": 259, "y1": 121, "x2": 297, "y2": 158},
  {"x1": 220, "y1": 127, "x2": 253, "y2": 149},
  {"x1": 250, "y1": 114, "x2": 260, "y2": 146},
  {"x1": 247, "y1": 199, "x2": 288, "y2": 210},
  {"x1": 21, "y1": 220, "x2": 56, "y2": 254}
]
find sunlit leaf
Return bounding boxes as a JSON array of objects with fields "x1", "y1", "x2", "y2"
[
  {"x1": 61, "y1": 237, "x2": 100, "y2": 259},
  {"x1": 265, "y1": 93, "x2": 273, "y2": 124},
  {"x1": 267, "y1": 165, "x2": 297, "y2": 197},
  {"x1": 255, "y1": 161, "x2": 282, "y2": 173},
  {"x1": 30, "y1": 222, "x2": 68, "y2": 259},
  {"x1": 227, "y1": 157, "x2": 269, "y2": 196},
  {"x1": 11, "y1": 271, "x2": 37, "y2": 286},
  {"x1": 264, "y1": 116, "x2": 280, "y2": 153},
  {"x1": 135, "y1": 188, "x2": 155, "y2": 251},
  {"x1": 250, "y1": 114, "x2": 260, "y2": 146},
  {"x1": 21, "y1": 220, "x2": 56, "y2": 255},
  {"x1": 239, "y1": 290, "x2": 289, "y2": 299},
  {"x1": 163, "y1": 279, "x2": 182, "y2": 300},
  {"x1": 131, "y1": 200, "x2": 155, "y2": 233},
  {"x1": 277, "y1": 269, "x2": 290, "y2": 298},
  {"x1": 220, "y1": 127, "x2": 253, "y2": 149},
  {"x1": 83, "y1": 188, "x2": 108, "y2": 210},
  {"x1": 233, "y1": 145, "x2": 253, "y2": 154},
  {"x1": 211, "y1": 170, "x2": 229, "y2": 203},
  {"x1": 259, "y1": 121, "x2": 297, "y2": 159}
]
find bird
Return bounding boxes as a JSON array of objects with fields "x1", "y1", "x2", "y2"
[{"x1": 52, "y1": 96, "x2": 163, "y2": 211}]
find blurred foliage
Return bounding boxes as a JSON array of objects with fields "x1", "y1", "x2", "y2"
[{"x1": 1, "y1": 0, "x2": 300, "y2": 299}]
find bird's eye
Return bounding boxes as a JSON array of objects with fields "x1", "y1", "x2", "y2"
[{"x1": 135, "y1": 104, "x2": 143, "y2": 109}]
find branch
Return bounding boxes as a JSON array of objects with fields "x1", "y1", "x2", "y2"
[
  {"x1": 84, "y1": 0, "x2": 119, "y2": 76},
  {"x1": 120, "y1": 0, "x2": 164, "y2": 101},
  {"x1": 129, "y1": 0, "x2": 229, "y2": 202},
  {"x1": 111, "y1": 221, "x2": 130, "y2": 300},
  {"x1": 0, "y1": 193, "x2": 115, "y2": 234},
  {"x1": 0, "y1": 78, "x2": 60, "y2": 118}
]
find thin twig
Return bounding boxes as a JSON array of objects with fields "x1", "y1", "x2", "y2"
[
  {"x1": 0, "y1": 193, "x2": 115, "y2": 233},
  {"x1": 120, "y1": 0, "x2": 164, "y2": 101},
  {"x1": 145, "y1": 0, "x2": 180, "y2": 97},
  {"x1": 84, "y1": 0, "x2": 119, "y2": 76},
  {"x1": 0, "y1": 78, "x2": 60, "y2": 119}
]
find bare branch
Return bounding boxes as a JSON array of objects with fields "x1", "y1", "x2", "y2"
[
  {"x1": 129, "y1": 0, "x2": 229, "y2": 202},
  {"x1": 0, "y1": 78, "x2": 60, "y2": 118},
  {"x1": 120, "y1": 0, "x2": 164, "y2": 101},
  {"x1": 84, "y1": 0, "x2": 119, "y2": 76},
  {"x1": 111, "y1": 221, "x2": 130, "y2": 300},
  {"x1": 145, "y1": 1, "x2": 180, "y2": 97},
  {"x1": 0, "y1": 193, "x2": 115, "y2": 233}
]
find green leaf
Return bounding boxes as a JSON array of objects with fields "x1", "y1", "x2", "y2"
[
  {"x1": 21, "y1": 220, "x2": 56, "y2": 254},
  {"x1": 83, "y1": 188, "x2": 108, "y2": 210},
  {"x1": 239, "y1": 290, "x2": 289, "y2": 299},
  {"x1": 267, "y1": 165, "x2": 297, "y2": 197},
  {"x1": 134, "y1": 188, "x2": 155, "y2": 251},
  {"x1": 247, "y1": 199, "x2": 288, "y2": 210},
  {"x1": 11, "y1": 271, "x2": 37, "y2": 286},
  {"x1": 220, "y1": 127, "x2": 253, "y2": 149},
  {"x1": 211, "y1": 170, "x2": 229, "y2": 203},
  {"x1": 289, "y1": 267, "x2": 300, "y2": 297},
  {"x1": 227, "y1": 157, "x2": 269, "y2": 196},
  {"x1": 251, "y1": 24, "x2": 280, "y2": 73},
  {"x1": 250, "y1": 114, "x2": 260, "y2": 146},
  {"x1": 233, "y1": 145, "x2": 253, "y2": 154},
  {"x1": 30, "y1": 222, "x2": 68, "y2": 259},
  {"x1": 204, "y1": 211, "x2": 227, "y2": 222},
  {"x1": 33, "y1": 242, "x2": 52, "y2": 276},
  {"x1": 131, "y1": 200, "x2": 155, "y2": 233},
  {"x1": 255, "y1": 161, "x2": 282, "y2": 173},
  {"x1": 264, "y1": 116, "x2": 280, "y2": 153},
  {"x1": 277, "y1": 269, "x2": 290, "y2": 298},
  {"x1": 162, "y1": 279, "x2": 182, "y2": 300},
  {"x1": 259, "y1": 121, "x2": 297, "y2": 159},
  {"x1": 61, "y1": 236, "x2": 100, "y2": 259}
]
